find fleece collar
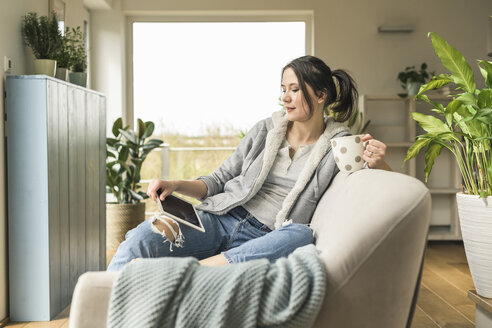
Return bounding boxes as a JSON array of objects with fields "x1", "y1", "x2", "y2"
[{"x1": 248, "y1": 110, "x2": 349, "y2": 229}]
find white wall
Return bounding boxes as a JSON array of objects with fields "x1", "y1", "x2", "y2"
[
  {"x1": 0, "y1": 0, "x2": 91, "y2": 321},
  {"x1": 91, "y1": 0, "x2": 492, "y2": 125}
]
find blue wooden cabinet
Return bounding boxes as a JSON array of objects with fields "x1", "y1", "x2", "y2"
[{"x1": 6, "y1": 76, "x2": 106, "y2": 321}]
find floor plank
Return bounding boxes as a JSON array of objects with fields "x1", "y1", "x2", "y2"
[
  {"x1": 416, "y1": 285, "x2": 474, "y2": 327},
  {"x1": 422, "y1": 266, "x2": 475, "y2": 322},
  {"x1": 412, "y1": 306, "x2": 441, "y2": 328}
]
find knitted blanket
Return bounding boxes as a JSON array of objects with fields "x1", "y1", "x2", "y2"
[{"x1": 107, "y1": 244, "x2": 327, "y2": 328}]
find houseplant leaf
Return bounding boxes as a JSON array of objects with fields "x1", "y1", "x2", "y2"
[
  {"x1": 478, "y1": 60, "x2": 492, "y2": 89},
  {"x1": 119, "y1": 129, "x2": 138, "y2": 145},
  {"x1": 411, "y1": 112, "x2": 450, "y2": 134},
  {"x1": 429, "y1": 32, "x2": 476, "y2": 94},
  {"x1": 415, "y1": 94, "x2": 445, "y2": 113},
  {"x1": 477, "y1": 89, "x2": 492, "y2": 108},
  {"x1": 424, "y1": 142, "x2": 443, "y2": 182},
  {"x1": 137, "y1": 119, "x2": 146, "y2": 140},
  {"x1": 112, "y1": 118, "x2": 123, "y2": 137},
  {"x1": 129, "y1": 190, "x2": 144, "y2": 201},
  {"x1": 418, "y1": 74, "x2": 453, "y2": 94},
  {"x1": 404, "y1": 137, "x2": 431, "y2": 162}
]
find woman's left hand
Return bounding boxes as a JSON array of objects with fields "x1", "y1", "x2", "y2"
[{"x1": 361, "y1": 134, "x2": 392, "y2": 171}]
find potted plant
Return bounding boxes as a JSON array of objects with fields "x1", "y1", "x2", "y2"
[
  {"x1": 397, "y1": 63, "x2": 434, "y2": 97},
  {"x1": 21, "y1": 11, "x2": 63, "y2": 77},
  {"x1": 66, "y1": 27, "x2": 88, "y2": 87},
  {"x1": 53, "y1": 28, "x2": 74, "y2": 81},
  {"x1": 106, "y1": 117, "x2": 163, "y2": 265},
  {"x1": 404, "y1": 32, "x2": 492, "y2": 298}
]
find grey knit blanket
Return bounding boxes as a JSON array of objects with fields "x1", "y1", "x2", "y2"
[{"x1": 107, "y1": 244, "x2": 327, "y2": 328}]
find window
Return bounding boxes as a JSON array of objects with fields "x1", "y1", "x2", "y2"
[{"x1": 132, "y1": 20, "x2": 307, "y2": 136}]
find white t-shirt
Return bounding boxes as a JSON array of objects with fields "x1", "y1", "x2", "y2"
[{"x1": 242, "y1": 139, "x2": 315, "y2": 229}]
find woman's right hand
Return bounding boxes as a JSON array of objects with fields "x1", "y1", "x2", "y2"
[{"x1": 147, "y1": 179, "x2": 178, "y2": 201}]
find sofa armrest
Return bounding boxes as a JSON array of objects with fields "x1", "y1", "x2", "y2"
[
  {"x1": 69, "y1": 271, "x2": 119, "y2": 328},
  {"x1": 311, "y1": 169, "x2": 431, "y2": 327}
]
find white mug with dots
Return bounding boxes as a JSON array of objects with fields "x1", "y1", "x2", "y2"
[{"x1": 330, "y1": 135, "x2": 367, "y2": 174}]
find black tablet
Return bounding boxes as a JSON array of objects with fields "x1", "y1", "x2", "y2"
[{"x1": 156, "y1": 193, "x2": 205, "y2": 232}]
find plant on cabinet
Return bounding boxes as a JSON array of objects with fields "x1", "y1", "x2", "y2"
[{"x1": 21, "y1": 11, "x2": 63, "y2": 77}]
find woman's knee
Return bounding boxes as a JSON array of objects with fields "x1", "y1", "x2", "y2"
[{"x1": 280, "y1": 223, "x2": 314, "y2": 246}]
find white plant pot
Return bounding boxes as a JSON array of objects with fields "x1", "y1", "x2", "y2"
[
  {"x1": 456, "y1": 192, "x2": 492, "y2": 298},
  {"x1": 33, "y1": 59, "x2": 56, "y2": 77}
]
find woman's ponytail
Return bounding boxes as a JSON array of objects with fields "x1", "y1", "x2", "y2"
[
  {"x1": 283, "y1": 56, "x2": 359, "y2": 123},
  {"x1": 330, "y1": 69, "x2": 358, "y2": 122}
]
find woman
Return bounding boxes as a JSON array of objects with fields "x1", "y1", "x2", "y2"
[{"x1": 107, "y1": 55, "x2": 391, "y2": 271}]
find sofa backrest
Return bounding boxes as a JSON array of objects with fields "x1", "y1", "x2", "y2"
[{"x1": 310, "y1": 169, "x2": 431, "y2": 328}]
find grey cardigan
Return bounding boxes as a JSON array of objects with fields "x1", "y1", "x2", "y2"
[{"x1": 196, "y1": 110, "x2": 349, "y2": 229}]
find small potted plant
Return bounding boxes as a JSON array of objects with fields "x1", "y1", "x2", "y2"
[
  {"x1": 106, "y1": 117, "x2": 163, "y2": 265},
  {"x1": 21, "y1": 11, "x2": 63, "y2": 77},
  {"x1": 397, "y1": 63, "x2": 434, "y2": 97},
  {"x1": 404, "y1": 32, "x2": 492, "y2": 298},
  {"x1": 53, "y1": 28, "x2": 74, "y2": 81},
  {"x1": 66, "y1": 27, "x2": 88, "y2": 87}
]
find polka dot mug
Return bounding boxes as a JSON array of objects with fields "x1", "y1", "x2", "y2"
[{"x1": 330, "y1": 135, "x2": 368, "y2": 174}]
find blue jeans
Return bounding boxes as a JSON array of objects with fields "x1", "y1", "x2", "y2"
[{"x1": 107, "y1": 206, "x2": 314, "y2": 271}]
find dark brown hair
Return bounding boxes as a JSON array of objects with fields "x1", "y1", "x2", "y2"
[{"x1": 282, "y1": 55, "x2": 358, "y2": 122}]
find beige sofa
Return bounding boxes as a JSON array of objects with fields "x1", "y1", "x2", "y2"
[{"x1": 69, "y1": 169, "x2": 431, "y2": 328}]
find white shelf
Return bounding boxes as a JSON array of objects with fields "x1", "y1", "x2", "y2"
[{"x1": 361, "y1": 94, "x2": 461, "y2": 241}]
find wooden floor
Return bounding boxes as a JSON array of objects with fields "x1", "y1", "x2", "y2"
[{"x1": 3, "y1": 242, "x2": 477, "y2": 328}]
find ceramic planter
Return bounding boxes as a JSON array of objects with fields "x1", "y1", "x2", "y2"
[
  {"x1": 406, "y1": 82, "x2": 422, "y2": 96},
  {"x1": 69, "y1": 72, "x2": 87, "y2": 87},
  {"x1": 33, "y1": 59, "x2": 56, "y2": 77},
  {"x1": 456, "y1": 193, "x2": 492, "y2": 298},
  {"x1": 55, "y1": 67, "x2": 69, "y2": 81},
  {"x1": 106, "y1": 202, "x2": 146, "y2": 267}
]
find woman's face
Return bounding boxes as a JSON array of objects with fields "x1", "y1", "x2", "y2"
[{"x1": 281, "y1": 68, "x2": 321, "y2": 122}]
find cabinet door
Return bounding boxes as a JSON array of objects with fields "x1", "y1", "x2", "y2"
[{"x1": 68, "y1": 87, "x2": 87, "y2": 295}]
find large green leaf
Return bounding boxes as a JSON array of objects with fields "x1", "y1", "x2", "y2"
[
  {"x1": 112, "y1": 117, "x2": 123, "y2": 137},
  {"x1": 137, "y1": 119, "x2": 146, "y2": 140},
  {"x1": 118, "y1": 146, "x2": 129, "y2": 162},
  {"x1": 429, "y1": 32, "x2": 476, "y2": 93},
  {"x1": 143, "y1": 121, "x2": 155, "y2": 139},
  {"x1": 119, "y1": 129, "x2": 137, "y2": 144},
  {"x1": 405, "y1": 137, "x2": 431, "y2": 162},
  {"x1": 424, "y1": 142, "x2": 443, "y2": 182},
  {"x1": 415, "y1": 94, "x2": 445, "y2": 113},
  {"x1": 456, "y1": 92, "x2": 478, "y2": 107},
  {"x1": 417, "y1": 74, "x2": 453, "y2": 94},
  {"x1": 129, "y1": 190, "x2": 144, "y2": 201},
  {"x1": 411, "y1": 112, "x2": 450, "y2": 134},
  {"x1": 478, "y1": 60, "x2": 492, "y2": 89},
  {"x1": 445, "y1": 99, "x2": 462, "y2": 126},
  {"x1": 478, "y1": 89, "x2": 492, "y2": 109}
]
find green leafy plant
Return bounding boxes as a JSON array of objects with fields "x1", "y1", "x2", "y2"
[
  {"x1": 21, "y1": 11, "x2": 63, "y2": 59},
  {"x1": 397, "y1": 63, "x2": 435, "y2": 97},
  {"x1": 107, "y1": 118, "x2": 164, "y2": 204},
  {"x1": 65, "y1": 26, "x2": 87, "y2": 72},
  {"x1": 53, "y1": 28, "x2": 74, "y2": 68},
  {"x1": 404, "y1": 32, "x2": 492, "y2": 197}
]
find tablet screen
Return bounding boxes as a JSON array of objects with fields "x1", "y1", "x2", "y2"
[{"x1": 158, "y1": 194, "x2": 201, "y2": 228}]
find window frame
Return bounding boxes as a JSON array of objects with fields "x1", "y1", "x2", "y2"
[{"x1": 125, "y1": 11, "x2": 314, "y2": 128}]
